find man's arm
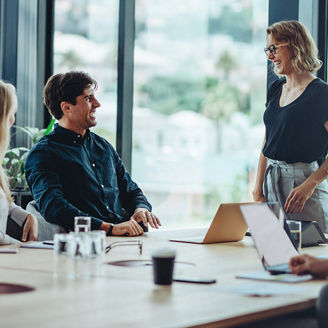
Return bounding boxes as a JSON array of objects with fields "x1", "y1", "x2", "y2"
[
  {"x1": 112, "y1": 146, "x2": 161, "y2": 229},
  {"x1": 112, "y1": 145, "x2": 152, "y2": 213}
]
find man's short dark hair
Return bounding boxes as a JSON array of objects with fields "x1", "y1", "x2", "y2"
[{"x1": 43, "y1": 71, "x2": 98, "y2": 119}]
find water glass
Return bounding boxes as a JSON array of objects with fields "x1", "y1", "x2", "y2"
[
  {"x1": 53, "y1": 233, "x2": 75, "y2": 278},
  {"x1": 88, "y1": 230, "x2": 106, "y2": 257},
  {"x1": 287, "y1": 220, "x2": 302, "y2": 251},
  {"x1": 54, "y1": 233, "x2": 71, "y2": 255},
  {"x1": 68, "y1": 232, "x2": 92, "y2": 259},
  {"x1": 74, "y1": 216, "x2": 91, "y2": 233}
]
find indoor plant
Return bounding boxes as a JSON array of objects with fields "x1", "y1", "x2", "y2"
[{"x1": 3, "y1": 119, "x2": 55, "y2": 207}]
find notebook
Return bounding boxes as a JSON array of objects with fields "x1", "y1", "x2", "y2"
[
  {"x1": 240, "y1": 203, "x2": 298, "y2": 274},
  {"x1": 169, "y1": 202, "x2": 252, "y2": 244}
]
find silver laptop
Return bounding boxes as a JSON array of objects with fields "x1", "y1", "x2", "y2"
[{"x1": 240, "y1": 203, "x2": 298, "y2": 274}]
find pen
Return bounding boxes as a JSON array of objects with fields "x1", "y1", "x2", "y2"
[{"x1": 43, "y1": 241, "x2": 54, "y2": 246}]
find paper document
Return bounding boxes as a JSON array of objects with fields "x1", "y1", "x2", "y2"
[
  {"x1": 236, "y1": 271, "x2": 312, "y2": 283},
  {"x1": 21, "y1": 241, "x2": 54, "y2": 249},
  {"x1": 215, "y1": 281, "x2": 311, "y2": 296}
]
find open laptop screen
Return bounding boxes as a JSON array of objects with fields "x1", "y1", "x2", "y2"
[{"x1": 240, "y1": 203, "x2": 298, "y2": 267}]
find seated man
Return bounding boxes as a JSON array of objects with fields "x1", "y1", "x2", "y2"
[{"x1": 25, "y1": 71, "x2": 161, "y2": 236}]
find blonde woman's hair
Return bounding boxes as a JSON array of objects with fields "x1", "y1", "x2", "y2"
[
  {"x1": 0, "y1": 81, "x2": 17, "y2": 202},
  {"x1": 267, "y1": 20, "x2": 322, "y2": 75}
]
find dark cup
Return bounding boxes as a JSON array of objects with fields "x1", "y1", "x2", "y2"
[{"x1": 151, "y1": 249, "x2": 176, "y2": 285}]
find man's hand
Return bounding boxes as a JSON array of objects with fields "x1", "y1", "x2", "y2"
[
  {"x1": 112, "y1": 220, "x2": 144, "y2": 236},
  {"x1": 22, "y1": 214, "x2": 38, "y2": 242},
  {"x1": 130, "y1": 208, "x2": 161, "y2": 229},
  {"x1": 289, "y1": 254, "x2": 328, "y2": 278}
]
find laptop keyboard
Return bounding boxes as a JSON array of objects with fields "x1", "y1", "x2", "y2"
[{"x1": 267, "y1": 263, "x2": 291, "y2": 274}]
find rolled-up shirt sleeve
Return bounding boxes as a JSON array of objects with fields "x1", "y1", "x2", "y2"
[
  {"x1": 112, "y1": 145, "x2": 152, "y2": 214},
  {"x1": 0, "y1": 231, "x2": 22, "y2": 245},
  {"x1": 8, "y1": 202, "x2": 29, "y2": 227}
]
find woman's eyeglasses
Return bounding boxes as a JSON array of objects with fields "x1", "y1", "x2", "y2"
[{"x1": 264, "y1": 43, "x2": 288, "y2": 56}]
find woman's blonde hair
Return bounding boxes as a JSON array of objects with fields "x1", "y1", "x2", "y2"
[
  {"x1": 0, "y1": 81, "x2": 17, "y2": 202},
  {"x1": 267, "y1": 20, "x2": 322, "y2": 75}
]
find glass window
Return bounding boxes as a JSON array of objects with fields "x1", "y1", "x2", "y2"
[
  {"x1": 53, "y1": 0, "x2": 118, "y2": 145},
  {"x1": 133, "y1": 0, "x2": 268, "y2": 229}
]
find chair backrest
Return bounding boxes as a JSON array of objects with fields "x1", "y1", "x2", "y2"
[
  {"x1": 317, "y1": 284, "x2": 328, "y2": 328},
  {"x1": 26, "y1": 200, "x2": 65, "y2": 241}
]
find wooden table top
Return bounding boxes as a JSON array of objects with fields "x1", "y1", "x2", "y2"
[{"x1": 0, "y1": 228, "x2": 327, "y2": 328}]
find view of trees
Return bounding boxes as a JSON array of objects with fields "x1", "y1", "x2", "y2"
[{"x1": 54, "y1": 0, "x2": 268, "y2": 228}]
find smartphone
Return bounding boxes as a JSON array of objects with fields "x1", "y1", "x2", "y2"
[{"x1": 173, "y1": 275, "x2": 216, "y2": 284}]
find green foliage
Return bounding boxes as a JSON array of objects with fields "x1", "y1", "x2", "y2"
[
  {"x1": 216, "y1": 50, "x2": 238, "y2": 81},
  {"x1": 60, "y1": 50, "x2": 84, "y2": 70},
  {"x1": 201, "y1": 83, "x2": 241, "y2": 122},
  {"x1": 139, "y1": 71, "x2": 251, "y2": 121},
  {"x1": 231, "y1": 170, "x2": 249, "y2": 203},
  {"x1": 139, "y1": 75, "x2": 205, "y2": 115},
  {"x1": 209, "y1": 5, "x2": 253, "y2": 43},
  {"x1": 3, "y1": 147, "x2": 29, "y2": 191},
  {"x1": 93, "y1": 126, "x2": 116, "y2": 146},
  {"x1": 3, "y1": 119, "x2": 55, "y2": 191}
]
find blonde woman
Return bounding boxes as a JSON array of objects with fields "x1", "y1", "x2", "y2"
[
  {"x1": 0, "y1": 80, "x2": 38, "y2": 244},
  {"x1": 253, "y1": 20, "x2": 328, "y2": 231}
]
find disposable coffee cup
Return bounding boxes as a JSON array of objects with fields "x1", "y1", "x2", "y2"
[{"x1": 151, "y1": 248, "x2": 176, "y2": 285}]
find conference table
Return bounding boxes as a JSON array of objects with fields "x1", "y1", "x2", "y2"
[{"x1": 0, "y1": 228, "x2": 327, "y2": 328}]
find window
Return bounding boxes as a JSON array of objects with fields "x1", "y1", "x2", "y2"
[
  {"x1": 132, "y1": 0, "x2": 268, "y2": 228},
  {"x1": 53, "y1": 0, "x2": 119, "y2": 145}
]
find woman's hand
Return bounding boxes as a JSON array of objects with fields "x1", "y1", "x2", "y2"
[
  {"x1": 252, "y1": 187, "x2": 265, "y2": 202},
  {"x1": 284, "y1": 180, "x2": 316, "y2": 214},
  {"x1": 22, "y1": 214, "x2": 38, "y2": 242},
  {"x1": 289, "y1": 254, "x2": 328, "y2": 278}
]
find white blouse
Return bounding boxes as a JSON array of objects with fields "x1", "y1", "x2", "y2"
[{"x1": 0, "y1": 188, "x2": 30, "y2": 245}]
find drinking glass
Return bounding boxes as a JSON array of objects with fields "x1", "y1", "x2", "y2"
[
  {"x1": 74, "y1": 216, "x2": 91, "y2": 233},
  {"x1": 88, "y1": 230, "x2": 106, "y2": 257},
  {"x1": 53, "y1": 233, "x2": 75, "y2": 278},
  {"x1": 287, "y1": 220, "x2": 302, "y2": 252}
]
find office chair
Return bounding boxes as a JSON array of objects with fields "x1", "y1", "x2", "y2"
[
  {"x1": 317, "y1": 284, "x2": 328, "y2": 328},
  {"x1": 26, "y1": 200, "x2": 65, "y2": 241}
]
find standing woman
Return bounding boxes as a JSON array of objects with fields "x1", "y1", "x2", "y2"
[
  {"x1": 0, "y1": 80, "x2": 38, "y2": 244},
  {"x1": 253, "y1": 20, "x2": 328, "y2": 232}
]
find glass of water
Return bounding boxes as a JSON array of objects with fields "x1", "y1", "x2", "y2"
[
  {"x1": 88, "y1": 231, "x2": 106, "y2": 257},
  {"x1": 287, "y1": 220, "x2": 302, "y2": 252},
  {"x1": 53, "y1": 233, "x2": 75, "y2": 278},
  {"x1": 74, "y1": 216, "x2": 91, "y2": 233}
]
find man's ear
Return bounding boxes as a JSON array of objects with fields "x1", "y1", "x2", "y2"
[{"x1": 60, "y1": 101, "x2": 71, "y2": 115}]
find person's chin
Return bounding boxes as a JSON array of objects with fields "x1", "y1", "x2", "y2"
[
  {"x1": 275, "y1": 65, "x2": 283, "y2": 74},
  {"x1": 88, "y1": 119, "x2": 97, "y2": 128}
]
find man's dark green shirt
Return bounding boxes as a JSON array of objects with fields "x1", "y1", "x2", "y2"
[{"x1": 25, "y1": 124, "x2": 151, "y2": 231}]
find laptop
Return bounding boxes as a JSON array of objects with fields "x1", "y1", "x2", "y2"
[
  {"x1": 170, "y1": 202, "x2": 252, "y2": 244},
  {"x1": 240, "y1": 202, "x2": 298, "y2": 274}
]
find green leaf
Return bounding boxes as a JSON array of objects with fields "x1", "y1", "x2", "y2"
[
  {"x1": 44, "y1": 118, "x2": 55, "y2": 135},
  {"x1": 10, "y1": 159, "x2": 20, "y2": 165}
]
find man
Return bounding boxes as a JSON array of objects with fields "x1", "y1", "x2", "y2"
[{"x1": 25, "y1": 71, "x2": 161, "y2": 236}]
